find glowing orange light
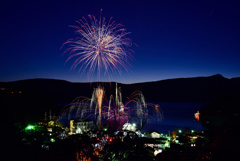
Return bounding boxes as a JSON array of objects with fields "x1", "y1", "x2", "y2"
[{"x1": 195, "y1": 111, "x2": 200, "y2": 121}]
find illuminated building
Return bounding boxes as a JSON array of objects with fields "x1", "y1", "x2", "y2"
[
  {"x1": 150, "y1": 131, "x2": 160, "y2": 138},
  {"x1": 122, "y1": 123, "x2": 136, "y2": 131},
  {"x1": 70, "y1": 118, "x2": 94, "y2": 134}
]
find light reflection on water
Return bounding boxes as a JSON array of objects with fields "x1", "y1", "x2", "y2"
[
  {"x1": 75, "y1": 150, "x2": 91, "y2": 161},
  {"x1": 74, "y1": 146, "x2": 103, "y2": 161}
]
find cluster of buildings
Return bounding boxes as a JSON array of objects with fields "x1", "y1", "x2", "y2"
[{"x1": 22, "y1": 110, "x2": 205, "y2": 159}]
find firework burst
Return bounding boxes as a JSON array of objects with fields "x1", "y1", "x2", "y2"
[{"x1": 63, "y1": 11, "x2": 133, "y2": 81}]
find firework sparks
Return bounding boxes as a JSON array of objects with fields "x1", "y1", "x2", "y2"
[
  {"x1": 63, "y1": 11, "x2": 133, "y2": 81},
  {"x1": 60, "y1": 84, "x2": 163, "y2": 131}
]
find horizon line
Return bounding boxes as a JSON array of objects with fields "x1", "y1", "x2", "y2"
[{"x1": 1, "y1": 74, "x2": 239, "y2": 84}]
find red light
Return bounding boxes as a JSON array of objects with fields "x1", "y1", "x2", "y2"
[{"x1": 109, "y1": 138, "x2": 112, "y2": 142}]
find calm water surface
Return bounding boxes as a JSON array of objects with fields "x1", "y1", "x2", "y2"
[{"x1": 142, "y1": 102, "x2": 209, "y2": 133}]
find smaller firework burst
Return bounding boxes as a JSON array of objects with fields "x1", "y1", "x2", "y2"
[{"x1": 60, "y1": 84, "x2": 163, "y2": 131}]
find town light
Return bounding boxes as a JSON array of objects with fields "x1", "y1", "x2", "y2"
[
  {"x1": 50, "y1": 138, "x2": 55, "y2": 142},
  {"x1": 154, "y1": 149, "x2": 162, "y2": 156},
  {"x1": 25, "y1": 125, "x2": 35, "y2": 131}
]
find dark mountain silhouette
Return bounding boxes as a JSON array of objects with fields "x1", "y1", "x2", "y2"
[
  {"x1": 134, "y1": 74, "x2": 240, "y2": 101},
  {"x1": 1, "y1": 74, "x2": 240, "y2": 118},
  {"x1": 1, "y1": 74, "x2": 240, "y2": 103}
]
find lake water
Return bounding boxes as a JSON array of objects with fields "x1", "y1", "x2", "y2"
[
  {"x1": 142, "y1": 102, "x2": 209, "y2": 133},
  {"x1": 60, "y1": 101, "x2": 209, "y2": 133}
]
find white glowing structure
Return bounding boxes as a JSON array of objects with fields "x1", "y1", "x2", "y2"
[
  {"x1": 154, "y1": 149, "x2": 162, "y2": 156},
  {"x1": 76, "y1": 127, "x2": 83, "y2": 134},
  {"x1": 150, "y1": 131, "x2": 160, "y2": 138},
  {"x1": 122, "y1": 123, "x2": 136, "y2": 131}
]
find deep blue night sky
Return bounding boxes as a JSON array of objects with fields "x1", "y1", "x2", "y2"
[{"x1": 1, "y1": 0, "x2": 240, "y2": 83}]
